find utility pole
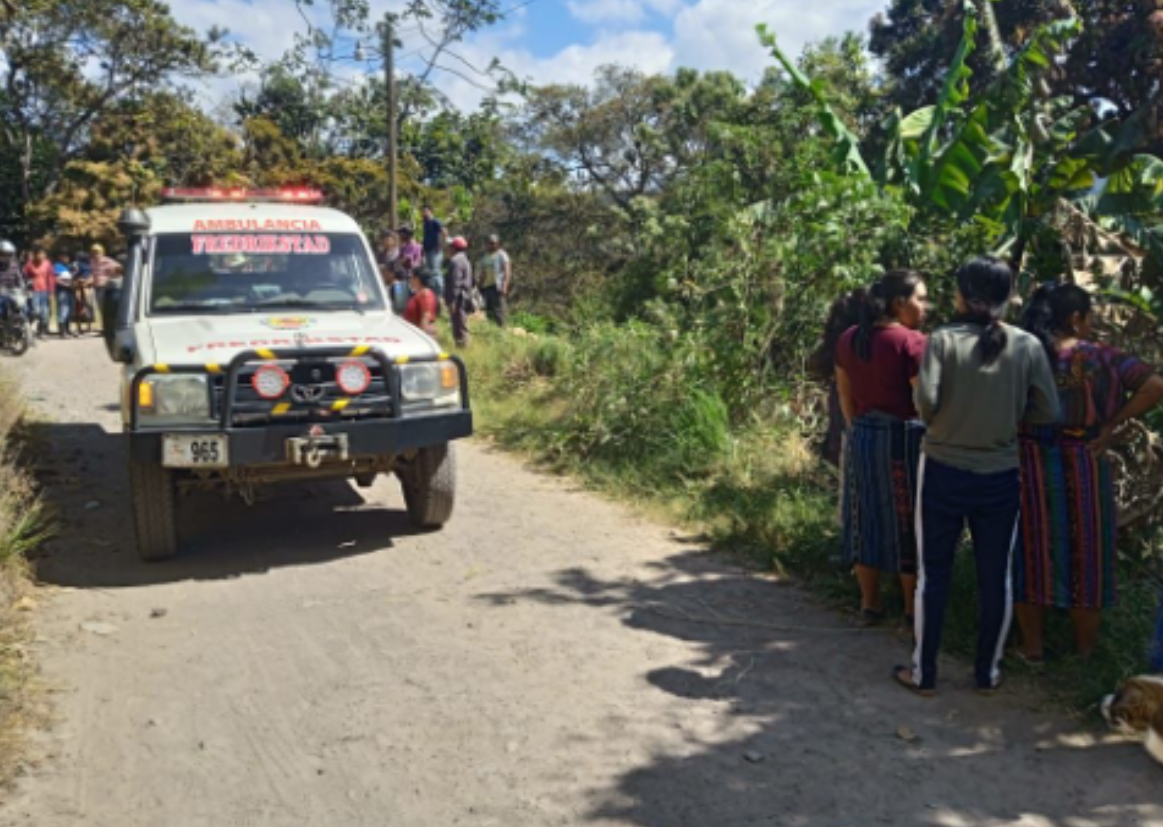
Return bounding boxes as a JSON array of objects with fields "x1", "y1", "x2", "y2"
[{"x1": 382, "y1": 15, "x2": 399, "y2": 230}]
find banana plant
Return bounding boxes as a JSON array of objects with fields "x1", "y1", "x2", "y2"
[{"x1": 757, "y1": 2, "x2": 1163, "y2": 277}]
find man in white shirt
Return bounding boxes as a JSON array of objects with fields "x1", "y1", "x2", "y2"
[{"x1": 475, "y1": 234, "x2": 511, "y2": 327}]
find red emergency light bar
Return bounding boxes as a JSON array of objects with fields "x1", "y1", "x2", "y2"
[{"x1": 160, "y1": 187, "x2": 325, "y2": 204}]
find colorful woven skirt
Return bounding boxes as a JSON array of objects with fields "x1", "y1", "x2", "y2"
[
  {"x1": 1016, "y1": 427, "x2": 1116, "y2": 610},
  {"x1": 840, "y1": 414, "x2": 924, "y2": 574}
]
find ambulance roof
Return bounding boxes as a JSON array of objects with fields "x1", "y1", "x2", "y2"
[{"x1": 144, "y1": 202, "x2": 365, "y2": 236}]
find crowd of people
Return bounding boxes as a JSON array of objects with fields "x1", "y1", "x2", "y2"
[
  {"x1": 0, "y1": 240, "x2": 122, "y2": 338},
  {"x1": 824, "y1": 256, "x2": 1163, "y2": 695},
  {"x1": 375, "y1": 205, "x2": 513, "y2": 348},
  {"x1": 0, "y1": 205, "x2": 512, "y2": 349}
]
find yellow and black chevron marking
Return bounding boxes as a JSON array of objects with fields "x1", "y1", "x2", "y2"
[
  {"x1": 349, "y1": 345, "x2": 371, "y2": 357},
  {"x1": 255, "y1": 348, "x2": 277, "y2": 360},
  {"x1": 152, "y1": 364, "x2": 171, "y2": 374},
  {"x1": 272, "y1": 402, "x2": 291, "y2": 415}
]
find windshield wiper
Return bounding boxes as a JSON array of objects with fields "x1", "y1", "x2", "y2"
[
  {"x1": 258, "y1": 298, "x2": 369, "y2": 314},
  {"x1": 255, "y1": 298, "x2": 323, "y2": 308},
  {"x1": 151, "y1": 303, "x2": 247, "y2": 314}
]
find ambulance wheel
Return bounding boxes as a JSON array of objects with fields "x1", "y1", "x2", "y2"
[
  {"x1": 399, "y1": 443, "x2": 456, "y2": 529},
  {"x1": 129, "y1": 458, "x2": 178, "y2": 561}
]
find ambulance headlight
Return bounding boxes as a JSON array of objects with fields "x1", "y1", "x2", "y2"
[
  {"x1": 399, "y1": 362, "x2": 460, "y2": 410},
  {"x1": 139, "y1": 375, "x2": 212, "y2": 423}
]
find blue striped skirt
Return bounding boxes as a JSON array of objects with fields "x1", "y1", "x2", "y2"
[{"x1": 840, "y1": 413, "x2": 924, "y2": 574}]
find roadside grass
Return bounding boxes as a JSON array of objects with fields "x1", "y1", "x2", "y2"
[
  {"x1": 458, "y1": 319, "x2": 1160, "y2": 715},
  {"x1": 0, "y1": 375, "x2": 53, "y2": 790}
]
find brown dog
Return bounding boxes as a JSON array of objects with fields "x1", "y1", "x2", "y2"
[{"x1": 1102, "y1": 676, "x2": 1163, "y2": 766}]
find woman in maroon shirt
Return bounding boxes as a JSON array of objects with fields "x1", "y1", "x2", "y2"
[
  {"x1": 835, "y1": 270, "x2": 928, "y2": 627},
  {"x1": 404, "y1": 271, "x2": 438, "y2": 337}
]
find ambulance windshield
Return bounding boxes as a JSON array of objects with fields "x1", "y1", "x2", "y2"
[{"x1": 148, "y1": 232, "x2": 386, "y2": 314}]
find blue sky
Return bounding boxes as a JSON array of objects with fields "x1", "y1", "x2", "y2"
[{"x1": 173, "y1": 0, "x2": 887, "y2": 110}]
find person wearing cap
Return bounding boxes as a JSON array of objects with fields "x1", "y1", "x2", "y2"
[
  {"x1": 88, "y1": 243, "x2": 122, "y2": 331},
  {"x1": 476, "y1": 234, "x2": 511, "y2": 327},
  {"x1": 445, "y1": 237, "x2": 474, "y2": 347}
]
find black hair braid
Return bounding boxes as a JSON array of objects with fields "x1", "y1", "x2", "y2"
[{"x1": 955, "y1": 257, "x2": 1013, "y2": 367}]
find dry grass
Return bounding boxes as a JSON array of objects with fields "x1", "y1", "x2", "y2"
[{"x1": 0, "y1": 376, "x2": 52, "y2": 791}]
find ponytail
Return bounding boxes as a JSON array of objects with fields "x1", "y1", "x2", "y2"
[
  {"x1": 1021, "y1": 283, "x2": 1060, "y2": 364},
  {"x1": 1020, "y1": 281, "x2": 1092, "y2": 363},
  {"x1": 852, "y1": 285, "x2": 886, "y2": 362},
  {"x1": 954, "y1": 257, "x2": 1013, "y2": 367},
  {"x1": 851, "y1": 269, "x2": 924, "y2": 362},
  {"x1": 813, "y1": 287, "x2": 867, "y2": 380}
]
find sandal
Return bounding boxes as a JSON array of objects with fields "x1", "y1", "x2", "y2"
[{"x1": 892, "y1": 665, "x2": 934, "y2": 697}]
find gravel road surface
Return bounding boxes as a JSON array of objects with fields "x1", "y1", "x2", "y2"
[{"x1": 1, "y1": 337, "x2": 1161, "y2": 827}]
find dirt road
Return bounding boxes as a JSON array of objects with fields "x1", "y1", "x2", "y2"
[{"x1": 0, "y1": 337, "x2": 1160, "y2": 827}]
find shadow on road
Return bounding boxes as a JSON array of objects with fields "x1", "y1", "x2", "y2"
[
  {"x1": 26, "y1": 421, "x2": 426, "y2": 589},
  {"x1": 478, "y1": 553, "x2": 1163, "y2": 827}
]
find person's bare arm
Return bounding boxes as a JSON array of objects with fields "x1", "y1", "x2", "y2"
[
  {"x1": 501, "y1": 256, "x2": 513, "y2": 295},
  {"x1": 1091, "y1": 374, "x2": 1163, "y2": 455}
]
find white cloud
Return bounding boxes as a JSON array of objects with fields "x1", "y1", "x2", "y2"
[
  {"x1": 433, "y1": 27, "x2": 675, "y2": 110},
  {"x1": 671, "y1": 0, "x2": 881, "y2": 80},
  {"x1": 164, "y1": 0, "x2": 879, "y2": 115},
  {"x1": 171, "y1": 0, "x2": 310, "y2": 64}
]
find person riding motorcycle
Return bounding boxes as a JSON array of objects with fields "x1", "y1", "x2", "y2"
[
  {"x1": 0, "y1": 241, "x2": 22, "y2": 290},
  {"x1": 0, "y1": 241, "x2": 32, "y2": 353},
  {"x1": 0, "y1": 241, "x2": 26, "y2": 318}
]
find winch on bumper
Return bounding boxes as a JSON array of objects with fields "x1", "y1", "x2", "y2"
[{"x1": 126, "y1": 346, "x2": 472, "y2": 469}]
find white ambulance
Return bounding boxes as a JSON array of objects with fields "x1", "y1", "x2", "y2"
[{"x1": 105, "y1": 188, "x2": 472, "y2": 561}]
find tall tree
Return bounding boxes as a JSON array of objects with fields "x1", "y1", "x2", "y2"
[
  {"x1": 870, "y1": 0, "x2": 1163, "y2": 153},
  {"x1": 518, "y1": 67, "x2": 749, "y2": 211},
  {"x1": 0, "y1": 0, "x2": 220, "y2": 206}
]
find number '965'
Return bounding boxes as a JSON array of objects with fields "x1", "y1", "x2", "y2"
[{"x1": 191, "y1": 441, "x2": 220, "y2": 462}]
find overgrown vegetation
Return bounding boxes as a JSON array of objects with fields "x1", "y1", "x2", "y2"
[{"x1": 5, "y1": 0, "x2": 1163, "y2": 711}]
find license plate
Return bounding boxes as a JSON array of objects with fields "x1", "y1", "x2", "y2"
[{"x1": 162, "y1": 434, "x2": 229, "y2": 469}]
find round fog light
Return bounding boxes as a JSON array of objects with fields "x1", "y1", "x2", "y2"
[
  {"x1": 336, "y1": 361, "x2": 371, "y2": 395},
  {"x1": 252, "y1": 364, "x2": 290, "y2": 399}
]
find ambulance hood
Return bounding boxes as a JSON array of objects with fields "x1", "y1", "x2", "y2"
[{"x1": 140, "y1": 312, "x2": 440, "y2": 367}]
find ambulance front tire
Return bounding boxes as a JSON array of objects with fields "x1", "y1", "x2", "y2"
[
  {"x1": 398, "y1": 443, "x2": 456, "y2": 529},
  {"x1": 128, "y1": 458, "x2": 178, "y2": 561}
]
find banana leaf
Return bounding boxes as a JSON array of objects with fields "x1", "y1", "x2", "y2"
[{"x1": 756, "y1": 25, "x2": 870, "y2": 178}]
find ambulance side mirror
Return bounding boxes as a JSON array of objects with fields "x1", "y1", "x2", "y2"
[
  {"x1": 106, "y1": 208, "x2": 149, "y2": 364},
  {"x1": 101, "y1": 282, "x2": 125, "y2": 361}
]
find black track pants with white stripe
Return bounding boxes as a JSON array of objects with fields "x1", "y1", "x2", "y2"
[{"x1": 912, "y1": 456, "x2": 1020, "y2": 691}]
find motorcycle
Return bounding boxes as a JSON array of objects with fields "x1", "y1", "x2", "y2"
[{"x1": 0, "y1": 286, "x2": 34, "y2": 356}]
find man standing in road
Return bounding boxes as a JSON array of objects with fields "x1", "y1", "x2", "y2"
[
  {"x1": 88, "y1": 243, "x2": 122, "y2": 331},
  {"x1": 23, "y1": 246, "x2": 55, "y2": 337},
  {"x1": 476, "y1": 234, "x2": 511, "y2": 327},
  {"x1": 421, "y1": 205, "x2": 446, "y2": 280},
  {"x1": 445, "y1": 237, "x2": 474, "y2": 348}
]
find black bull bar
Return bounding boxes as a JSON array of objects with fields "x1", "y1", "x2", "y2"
[{"x1": 127, "y1": 347, "x2": 473, "y2": 465}]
